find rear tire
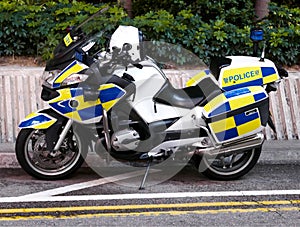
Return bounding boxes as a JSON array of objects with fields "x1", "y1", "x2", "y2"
[
  {"x1": 197, "y1": 147, "x2": 261, "y2": 180},
  {"x1": 15, "y1": 128, "x2": 86, "y2": 180}
]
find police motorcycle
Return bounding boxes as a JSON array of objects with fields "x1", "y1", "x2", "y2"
[{"x1": 15, "y1": 8, "x2": 288, "y2": 188}]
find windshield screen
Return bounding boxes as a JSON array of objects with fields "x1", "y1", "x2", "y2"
[{"x1": 47, "y1": 7, "x2": 109, "y2": 70}]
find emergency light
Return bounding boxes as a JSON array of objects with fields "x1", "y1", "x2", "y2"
[{"x1": 250, "y1": 28, "x2": 264, "y2": 42}]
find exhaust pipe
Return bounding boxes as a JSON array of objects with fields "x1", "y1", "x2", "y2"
[{"x1": 194, "y1": 133, "x2": 264, "y2": 157}]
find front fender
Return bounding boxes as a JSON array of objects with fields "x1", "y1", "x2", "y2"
[{"x1": 19, "y1": 110, "x2": 57, "y2": 129}]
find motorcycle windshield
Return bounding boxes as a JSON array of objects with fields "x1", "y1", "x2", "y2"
[{"x1": 46, "y1": 7, "x2": 109, "y2": 71}]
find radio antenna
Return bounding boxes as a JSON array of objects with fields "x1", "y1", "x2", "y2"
[{"x1": 260, "y1": 42, "x2": 265, "y2": 62}]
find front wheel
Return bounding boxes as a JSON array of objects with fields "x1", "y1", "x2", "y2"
[
  {"x1": 15, "y1": 128, "x2": 86, "y2": 180},
  {"x1": 197, "y1": 147, "x2": 261, "y2": 180}
]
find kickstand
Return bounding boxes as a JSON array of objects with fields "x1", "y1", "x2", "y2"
[{"x1": 139, "y1": 158, "x2": 152, "y2": 190}]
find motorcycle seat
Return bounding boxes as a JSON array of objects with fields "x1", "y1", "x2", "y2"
[{"x1": 153, "y1": 77, "x2": 222, "y2": 109}]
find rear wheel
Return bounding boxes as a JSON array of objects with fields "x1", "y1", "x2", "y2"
[
  {"x1": 15, "y1": 128, "x2": 86, "y2": 180},
  {"x1": 198, "y1": 147, "x2": 261, "y2": 180}
]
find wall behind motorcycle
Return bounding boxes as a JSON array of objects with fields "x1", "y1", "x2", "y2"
[{"x1": 0, "y1": 67, "x2": 300, "y2": 143}]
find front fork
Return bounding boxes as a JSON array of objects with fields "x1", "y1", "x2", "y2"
[
  {"x1": 52, "y1": 119, "x2": 73, "y2": 151},
  {"x1": 18, "y1": 109, "x2": 76, "y2": 152}
]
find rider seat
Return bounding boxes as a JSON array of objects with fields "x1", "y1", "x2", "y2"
[{"x1": 153, "y1": 77, "x2": 223, "y2": 109}]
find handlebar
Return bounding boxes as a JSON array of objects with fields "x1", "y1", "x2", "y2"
[{"x1": 110, "y1": 44, "x2": 143, "y2": 69}]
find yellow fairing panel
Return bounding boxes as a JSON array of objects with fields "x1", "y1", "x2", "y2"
[
  {"x1": 48, "y1": 83, "x2": 126, "y2": 124},
  {"x1": 53, "y1": 60, "x2": 88, "y2": 88}
]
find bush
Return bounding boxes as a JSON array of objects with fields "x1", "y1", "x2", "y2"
[
  {"x1": 258, "y1": 3, "x2": 300, "y2": 65},
  {"x1": 0, "y1": 0, "x2": 126, "y2": 59},
  {"x1": 129, "y1": 2, "x2": 255, "y2": 64},
  {"x1": 0, "y1": 0, "x2": 299, "y2": 66},
  {"x1": 131, "y1": 0, "x2": 300, "y2": 65}
]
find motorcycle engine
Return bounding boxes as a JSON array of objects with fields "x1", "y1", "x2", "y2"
[{"x1": 111, "y1": 128, "x2": 140, "y2": 151}]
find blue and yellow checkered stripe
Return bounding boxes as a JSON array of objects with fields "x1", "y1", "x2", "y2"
[
  {"x1": 203, "y1": 86, "x2": 267, "y2": 118},
  {"x1": 209, "y1": 108, "x2": 261, "y2": 142},
  {"x1": 49, "y1": 84, "x2": 125, "y2": 123},
  {"x1": 53, "y1": 60, "x2": 88, "y2": 88},
  {"x1": 222, "y1": 67, "x2": 279, "y2": 91}
]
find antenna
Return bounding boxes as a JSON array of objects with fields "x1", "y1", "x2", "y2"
[{"x1": 260, "y1": 42, "x2": 265, "y2": 62}]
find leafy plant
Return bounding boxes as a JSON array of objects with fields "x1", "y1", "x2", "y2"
[
  {"x1": 0, "y1": 0, "x2": 299, "y2": 66},
  {"x1": 0, "y1": 0, "x2": 126, "y2": 59},
  {"x1": 258, "y1": 3, "x2": 300, "y2": 65}
]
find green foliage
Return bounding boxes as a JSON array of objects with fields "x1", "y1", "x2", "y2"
[
  {"x1": 258, "y1": 3, "x2": 300, "y2": 65},
  {"x1": 130, "y1": 0, "x2": 299, "y2": 65},
  {"x1": 129, "y1": 5, "x2": 255, "y2": 64},
  {"x1": 0, "y1": 0, "x2": 299, "y2": 66},
  {"x1": 0, "y1": 0, "x2": 126, "y2": 59},
  {"x1": 132, "y1": 0, "x2": 189, "y2": 17}
]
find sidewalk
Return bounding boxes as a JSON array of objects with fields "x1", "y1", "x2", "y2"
[{"x1": 0, "y1": 140, "x2": 299, "y2": 168}]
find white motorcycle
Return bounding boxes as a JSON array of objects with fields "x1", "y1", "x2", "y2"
[{"x1": 15, "y1": 9, "x2": 288, "y2": 188}]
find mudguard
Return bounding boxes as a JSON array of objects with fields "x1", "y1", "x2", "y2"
[{"x1": 19, "y1": 110, "x2": 57, "y2": 129}]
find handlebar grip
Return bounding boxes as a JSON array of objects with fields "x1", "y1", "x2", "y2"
[{"x1": 133, "y1": 63, "x2": 143, "y2": 69}]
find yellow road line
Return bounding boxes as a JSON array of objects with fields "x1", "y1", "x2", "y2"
[
  {"x1": 1, "y1": 207, "x2": 299, "y2": 221},
  {"x1": 0, "y1": 200, "x2": 299, "y2": 214}
]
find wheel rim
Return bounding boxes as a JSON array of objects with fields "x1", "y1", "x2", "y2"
[
  {"x1": 202, "y1": 149, "x2": 255, "y2": 176},
  {"x1": 24, "y1": 130, "x2": 82, "y2": 177}
]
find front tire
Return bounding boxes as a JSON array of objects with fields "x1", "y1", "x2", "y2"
[
  {"x1": 198, "y1": 147, "x2": 261, "y2": 180},
  {"x1": 15, "y1": 128, "x2": 85, "y2": 180}
]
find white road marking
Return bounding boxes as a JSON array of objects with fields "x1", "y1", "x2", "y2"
[
  {"x1": 0, "y1": 190, "x2": 299, "y2": 203},
  {"x1": 21, "y1": 169, "x2": 158, "y2": 198}
]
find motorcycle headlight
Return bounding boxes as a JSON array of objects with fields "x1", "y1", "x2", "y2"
[
  {"x1": 41, "y1": 70, "x2": 61, "y2": 87},
  {"x1": 61, "y1": 73, "x2": 89, "y2": 86}
]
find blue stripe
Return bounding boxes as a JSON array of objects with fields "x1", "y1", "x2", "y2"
[
  {"x1": 234, "y1": 111, "x2": 259, "y2": 126},
  {"x1": 19, "y1": 115, "x2": 52, "y2": 128},
  {"x1": 223, "y1": 79, "x2": 263, "y2": 91},
  {"x1": 99, "y1": 87, "x2": 125, "y2": 103},
  {"x1": 261, "y1": 67, "x2": 276, "y2": 77},
  {"x1": 254, "y1": 93, "x2": 267, "y2": 101},
  {"x1": 70, "y1": 88, "x2": 84, "y2": 97},
  {"x1": 204, "y1": 69, "x2": 211, "y2": 75},
  {"x1": 224, "y1": 88, "x2": 250, "y2": 99},
  {"x1": 215, "y1": 128, "x2": 239, "y2": 141},
  {"x1": 50, "y1": 100, "x2": 74, "y2": 114},
  {"x1": 53, "y1": 83, "x2": 61, "y2": 89},
  {"x1": 208, "y1": 102, "x2": 231, "y2": 117},
  {"x1": 78, "y1": 104, "x2": 103, "y2": 121}
]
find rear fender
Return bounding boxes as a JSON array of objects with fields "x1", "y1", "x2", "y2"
[{"x1": 19, "y1": 110, "x2": 57, "y2": 129}]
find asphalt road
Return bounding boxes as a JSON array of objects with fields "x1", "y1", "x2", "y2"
[{"x1": 0, "y1": 162, "x2": 298, "y2": 226}]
